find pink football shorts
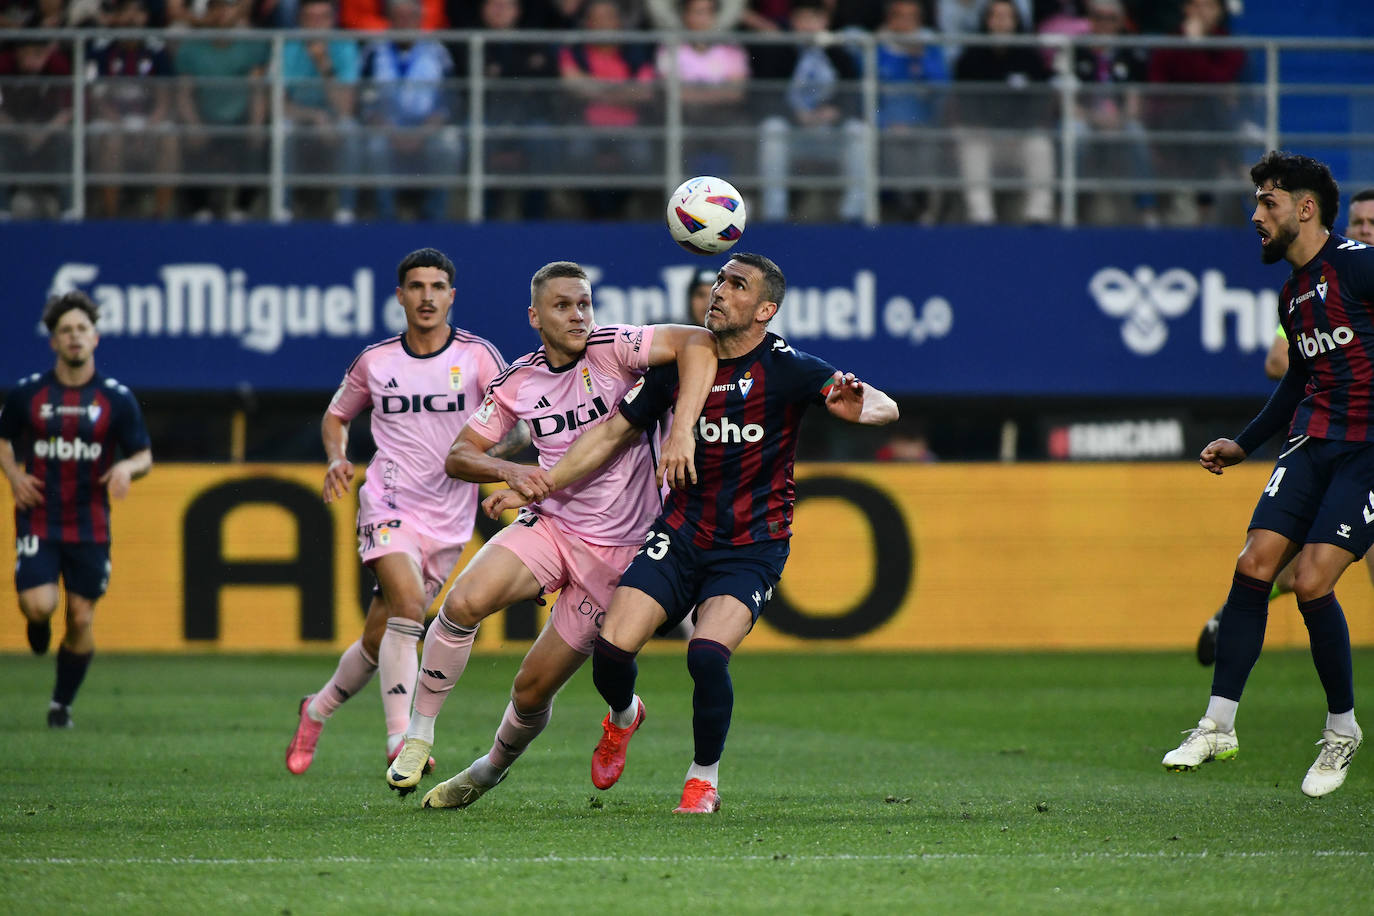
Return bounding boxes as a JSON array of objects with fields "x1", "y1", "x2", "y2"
[
  {"x1": 487, "y1": 514, "x2": 640, "y2": 654},
  {"x1": 358, "y1": 512, "x2": 466, "y2": 604}
]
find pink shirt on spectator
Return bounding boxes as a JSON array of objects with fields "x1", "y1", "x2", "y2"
[
  {"x1": 468, "y1": 325, "x2": 661, "y2": 546},
  {"x1": 559, "y1": 45, "x2": 656, "y2": 127},
  {"x1": 656, "y1": 42, "x2": 749, "y2": 84},
  {"x1": 329, "y1": 329, "x2": 507, "y2": 544}
]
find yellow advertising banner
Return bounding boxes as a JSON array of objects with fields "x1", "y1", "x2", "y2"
[{"x1": 2, "y1": 462, "x2": 1372, "y2": 653}]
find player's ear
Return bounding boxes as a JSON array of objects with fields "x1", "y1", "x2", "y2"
[
  {"x1": 756, "y1": 300, "x2": 778, "y2": 323},
  {"x1": 527, "y1": 304, "x2": 540, "y2": 331}
]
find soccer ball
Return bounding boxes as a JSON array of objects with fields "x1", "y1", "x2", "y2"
[{"x1": 666, "y1": 176, "x2": 746, "y2": 256}]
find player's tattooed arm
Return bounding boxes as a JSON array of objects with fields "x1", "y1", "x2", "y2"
[
  {"x1": 487, "y1": 420, "x2": 531, "y2": 460},
  {"x1": 823, "y1": 372, "x2": 900, "y2": 426},
  {"x1": 447, "y1": 425, "x2": 554, "y2": 501},
  {"x1": 0, "y1": 437, "x2": 44, "y2": 510},
  {"x1": 481, "y1": 413, "x2": 642, "y2": 519}
]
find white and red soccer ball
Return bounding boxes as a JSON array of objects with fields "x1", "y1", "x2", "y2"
[{"x1": 666, "y1": 176, "x2": 746, "y2": 255}]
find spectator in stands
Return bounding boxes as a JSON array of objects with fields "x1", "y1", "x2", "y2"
[
  {"x1": 757, "y1": 0, "x2": 867, "y2": 223},
  {"x1": 0, "y1": 32, "x2": 74, "y2": 220},
  {"x1": 1072, "y1": 0, "x2": 1157, "y2": 225},
  {"x1": 558, "y1": 0, "x2": 657, "y2": 219},
  {"x1": 937, "y1": 0, "x2": 1032, "y2": 64},
  {"x1": 342, "y1": 0, "x2": 445, "y2": 29},
  {"x1": 281, "y1": 0, "x2": 362, "y2": 224},
  {"x1": 875, "y1": 419, "x2": 937, "y2": 461},
  {"x1": 175, "y1": 0, "x2": 270, "y2": 221},
  {"x1": 362, "y1": 0, "x2": 461, "y2": 221},
  {"x1": 870, "y1": 0, "x2": 948, "y2": 223},
  {"x1": 1146, "y1": 0, "x2": 1246, "y2": 225},
  {"x1": 452, "y1": 0, "x2": 560, "y2": 219},
  {"x1": 951, "y1": 0, "x2": 1055, "y2": 225},
  {"x1": 656, "y1": 0, "x2": 751, "y2": 179},
  {"x1": 0, "y1": 0, "x2": 61, "y2": 27},
  {"x1": 646, "y1": 0, "x2": 745, "y2": 29},
  {"x1": 1033, "y1": 0, "x2": 1090, "y2": 69},
  {"x1": 86, "y1": 0, "x2": 178, "y2": 220}
]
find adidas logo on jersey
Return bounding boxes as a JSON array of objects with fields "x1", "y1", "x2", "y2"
[
  {"x1": 384, "y1": 378, "x2": 399, "y2": 389},
  {"x1": 534, "y1": 395, "x2": 551, "y2": 409},
  {"x1": 1297, "y1": 326, "x2": 1354, "y2": 357}
]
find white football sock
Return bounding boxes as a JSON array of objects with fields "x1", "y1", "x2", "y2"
[
  {"x1": 1327, "y1": 709, "x2": 1358, "y2": 736},
  {"x1": 686, "y1": 761, "x2": 719, "y2": 788},
  {"x1": 1204, "y1": 696, "x2": 1239, "y2": 733},
  {"x1": 610, "y1": 695, "x2": 641, "y2": 729}
]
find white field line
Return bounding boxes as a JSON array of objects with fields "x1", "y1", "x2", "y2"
[{"x1": 4, "y1": 850, "x2": 1369, "y2": 867}]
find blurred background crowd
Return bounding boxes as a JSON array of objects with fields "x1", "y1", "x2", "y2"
[{"x1": 4, "y1": 0, "x2": 1361, "y2": 227}]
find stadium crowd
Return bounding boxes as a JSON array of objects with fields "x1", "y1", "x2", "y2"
[{"x1": 0, "y1": 0, "x2": 1261, "y2": 223}]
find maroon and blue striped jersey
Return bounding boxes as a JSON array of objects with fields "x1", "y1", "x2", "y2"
[
  {"x1": 1281, "y1": 235, "x2": 1374, "y2": 441},
  {"x1": 0, "y1": 370, "x2": 150, "y2": 543},
  {"x1": 619, "y1": 332, "x2": 837, "y2": 548}
]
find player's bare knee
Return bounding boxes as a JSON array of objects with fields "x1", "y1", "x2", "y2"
[
  {"x1": 1234, "y1": 551, "x2": 1281, "y2": 583},
  {"x1": 510, "y1": 677, "x2": 555, "y2": 714},
  {"x1": 442, "y1": 591, "x2": 490, "y2": 629}
]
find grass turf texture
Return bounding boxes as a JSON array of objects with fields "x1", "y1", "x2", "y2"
[{"x1": 2, "y1": 650, "x2": 1371, "y2": 914}]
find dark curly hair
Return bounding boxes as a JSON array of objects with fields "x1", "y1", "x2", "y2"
[
  {"x1": 42, "y1": 291, "x2": 100, "y2": 333},
  {"x1": 1250, "y1": 151, "x2": 1340, "y2": 231}
]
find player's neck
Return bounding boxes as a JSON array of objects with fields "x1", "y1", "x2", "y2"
[
  {"x1": 1287, "y1": 228, "x2": 1331, "y2": 270},
  {"x1": 403, "y1": 324, "x2": 450, "y2": 356},
  {"x1": 715, "y1": 327, "x2": 767, "y2": 360},
  {"x1": 53, "y1": 359, "x2": 95, "y2": 387}
]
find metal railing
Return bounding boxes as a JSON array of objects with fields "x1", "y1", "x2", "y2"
[{"x1": 2, "y1": 28, "x2": 1372, "y2": 226}]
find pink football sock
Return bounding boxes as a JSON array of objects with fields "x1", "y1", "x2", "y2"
[
  {"x1": 379, "y1": 618, "x2": 425, "y2": 739},
  {"x1": 413, "y1": 610, "x2": 478, "y2": 719},
  {"x1": 309, "y1": 639, "x2": 378, "y2": 720},
  {"x1": 487, "y1": 701, "x2": 553, "y2": 770}
]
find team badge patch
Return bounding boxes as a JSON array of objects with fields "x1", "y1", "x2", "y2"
[
  {"x1": 449, "y1": 366, "x2": 463, "y2": 390},
  {"x1": 581, "y1": 367, "x2": 594, "y2": 395},
  {"x1": 738, "y1": 374, "x2": 754, "y2": 398}
]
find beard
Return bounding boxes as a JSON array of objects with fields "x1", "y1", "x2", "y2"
[{"x1": 1261, "y1": 223, "x2": 1297, "y2": 264}]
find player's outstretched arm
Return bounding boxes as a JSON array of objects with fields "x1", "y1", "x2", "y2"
[
  {"x1": 647, "y1": 324, "x2": 716, "y2": 488},
  {"x1": 824, "y1": 372, "x2": 900, "y2": 426},
  {"x1": 320, "y1": 412, "x2": 355, "y2": 503},
  {"x1": 100, "y1": 448, "x2": 152, "y2": 500},
  {"x1": 0, "y1": 438, "x2": 44, "y2": 510},
  {"x1": 447, "y1": 425, "x2": 554, "y2": 501},
  {"x1": 481, "y1": 413, "x2": 643, "y2": 519},
  {"x1": 1199, "y1": 438, "x2": 1247, "y2": 475}
]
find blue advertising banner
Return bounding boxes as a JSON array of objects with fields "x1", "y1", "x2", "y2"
[{"x1": 0, "y1": 222, "x2": 1289, "y2": 397}]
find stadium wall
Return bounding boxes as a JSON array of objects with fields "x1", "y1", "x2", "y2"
[{"x1": 3, "y1": 462, "x2": 1370, "y2": 653}]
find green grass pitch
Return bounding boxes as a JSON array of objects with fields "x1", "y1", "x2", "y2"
[{"x1": 2, "y1": 649, "x2": 1371, "y2": 913}]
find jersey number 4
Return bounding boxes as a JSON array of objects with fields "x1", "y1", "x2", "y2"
[{"x1": 1265, "y1": 466, "x2": 1287, "y2": 497}]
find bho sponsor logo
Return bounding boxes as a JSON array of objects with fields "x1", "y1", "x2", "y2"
[
  {"x1": 33, "y1": 436, "x2": 103, "y2": 461},
  {"x1": 697, "y1": 415, "x2": 764, "y2": 444},
  {"x1": 1296, "y1": 326, "x2": 1355, "y2": 357}
]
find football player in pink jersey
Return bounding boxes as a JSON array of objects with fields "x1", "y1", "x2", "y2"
[
  {"x1": 286, "y1": 248, "x2": 523, "y2": 775},
  {"x1": 385, "y1": 260, "x2": 716, "y2": 806}
]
